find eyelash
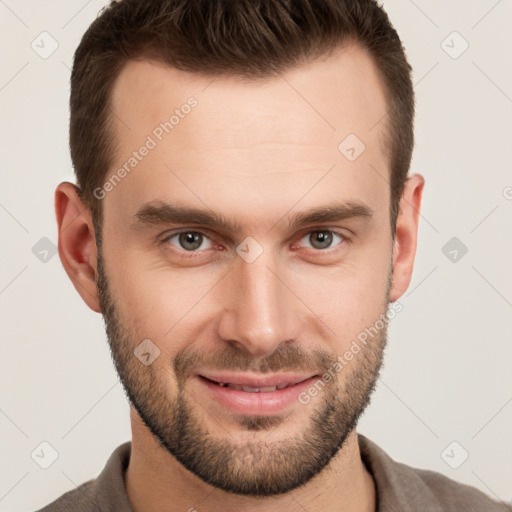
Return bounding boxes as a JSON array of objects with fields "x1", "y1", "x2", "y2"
[{"x1": 160, "y1": 228, "x2": 350, "y2": 258}]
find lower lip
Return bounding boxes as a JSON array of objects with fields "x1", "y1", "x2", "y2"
[{"x1": 196, "y1": 375, "x2": 320, "y2": 415}]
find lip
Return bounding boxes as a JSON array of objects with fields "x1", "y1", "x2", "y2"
[{"x1": 196, "y1": 373, "x2": 320, "y2": 415}]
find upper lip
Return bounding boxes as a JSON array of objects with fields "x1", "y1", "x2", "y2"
[{"x1": 197, "y1": 372, "x2": 317, "y2": 388}]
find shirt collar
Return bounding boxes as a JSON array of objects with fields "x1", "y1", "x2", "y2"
[{"x1": 358, "y1": 433, "x2": 442, "y2": 511}]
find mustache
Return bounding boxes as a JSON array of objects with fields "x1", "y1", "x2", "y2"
[{"x1": 173, "y1": 343, "x2": 337, "y2": 382}]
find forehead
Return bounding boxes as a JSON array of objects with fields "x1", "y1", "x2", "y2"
[
  {"x1": 105, "y1": 42, "x2": 390, "y2": 228},
  {"x1": 110, "y1": 42, "x2": 389, "y2": 148}
]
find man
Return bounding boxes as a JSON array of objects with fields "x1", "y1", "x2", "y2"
[{"x1": 38, "y1": 0, "x2": 508, "y2": 511}]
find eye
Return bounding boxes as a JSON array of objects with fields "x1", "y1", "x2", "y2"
[
  {"x1": 165, "y1": 231, "x2": 214, "y2": 252},
  {"x1": 298, "y1": 230, "x2": 345, "y2": 250}
]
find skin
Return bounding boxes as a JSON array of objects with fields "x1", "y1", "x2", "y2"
[{"x1": 56, "y1": 40, "x2": 424, "y2": 512}]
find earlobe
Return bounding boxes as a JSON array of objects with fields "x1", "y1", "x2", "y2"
[
  {"x1": 389, "y1": 173, "x2": 425, "y2": 302},
  {"x1": 55, "y1": 182, "x2": 101, "y2": 312}
]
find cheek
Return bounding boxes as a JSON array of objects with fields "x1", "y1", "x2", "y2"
[
  {"x1": 289, "y1": 238, "x2": 392, "y2": 342},
  {"x1": 106, "y1": 247, "x2": 221, "y2": 342}
]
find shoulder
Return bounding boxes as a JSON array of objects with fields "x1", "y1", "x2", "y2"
[
  {"x1": 34, "y1": 441, "x2": 133, "y2": 512},
  {"x1": 406, "y1": 464, "x2": 511, "y2": 512},
  {"x1": 358, "y1": 433, "x2": 511, "y2": 512},
  {"x1": 34, "y1": 479, "x2": 100, "y2": 512}
]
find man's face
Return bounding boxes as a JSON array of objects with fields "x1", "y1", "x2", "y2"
[{"x1": 97, "y1": 42, "x2": 394, "y2": 495}]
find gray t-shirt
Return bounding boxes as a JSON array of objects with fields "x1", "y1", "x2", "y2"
[{"x1": 36, "y1": 434, "x2": 510, "y2": 511}]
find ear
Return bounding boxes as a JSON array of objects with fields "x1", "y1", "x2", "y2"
[
  {"x1": 55, "y1": 182, "x2": 101, "y2": 312},
  {"x1": 389, "y1": 173, "x2": 425, "y2": 302}
]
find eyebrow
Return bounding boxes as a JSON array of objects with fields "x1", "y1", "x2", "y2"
[{"x1": 133, "y1": 200, "x2": 374, "y2": 233}]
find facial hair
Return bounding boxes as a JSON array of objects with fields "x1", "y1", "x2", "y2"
[{"x1": 95, "y1": 239, "x2": 390, "y2": 497}]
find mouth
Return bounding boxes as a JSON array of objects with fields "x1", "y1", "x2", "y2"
[
  {"x1": 198, "y1": 375, "x2": 313, "y2": 393},
  {"x1": 195, "y1": 373, "x2": 321, "y2": 415}
]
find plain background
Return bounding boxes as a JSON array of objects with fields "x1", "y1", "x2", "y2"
[{"x1": 1, "y1": 1, "x2": 511, "y2": 510}]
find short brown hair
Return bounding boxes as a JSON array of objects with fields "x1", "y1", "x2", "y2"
[{"x1": 70, "y1": 0, "x2": 414, "y2": 231}]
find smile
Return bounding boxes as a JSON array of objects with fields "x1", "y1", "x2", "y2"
[{"x1": 195, "y1": 373, "x2": 320, "y2": 415}]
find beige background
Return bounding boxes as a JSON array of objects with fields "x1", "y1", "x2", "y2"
[{"x1": 0, "y1": 1, "x2": 511, "y2": 510}]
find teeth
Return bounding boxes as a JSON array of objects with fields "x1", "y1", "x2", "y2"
[
  {"x1": 215, "y1": 381, "x2": 290, "y2": 392},
  {"x1": 241, "y1": 385, "x2": 260, "y2": 392}
]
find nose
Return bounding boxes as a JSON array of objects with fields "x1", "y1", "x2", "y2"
[{"x1": 216, "y1": 251, "x2": 302, "y2": 356}]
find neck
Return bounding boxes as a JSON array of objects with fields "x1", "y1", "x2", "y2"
[{"x1": 125, "y1": 413, "x2": 375, "y2": 512}]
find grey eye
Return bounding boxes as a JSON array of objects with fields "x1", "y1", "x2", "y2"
[
  {"x1": 167, "y1": 231, "x2": 213, "y2": 251},
  {"x1": 300, "y1": 230, "x2": 343, "y2": 250},
  {"x1": 179, "y1": 232, "x2": 203, "y2": 250}
]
